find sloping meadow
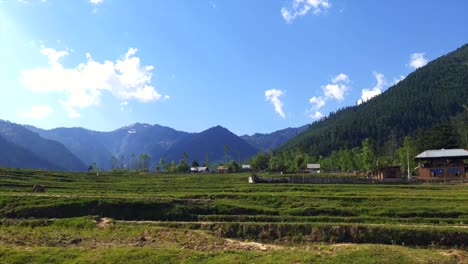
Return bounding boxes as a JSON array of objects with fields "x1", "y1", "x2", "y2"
[{"x1": 0, "y1": 168, "x2": 468, "y2": 247}]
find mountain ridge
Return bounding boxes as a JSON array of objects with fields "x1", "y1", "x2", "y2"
[{"x1": 278, "y1": 43, "x2": 468, "y2": 157}]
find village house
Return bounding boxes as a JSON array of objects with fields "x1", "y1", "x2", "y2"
[
  {"x1": 306, "y1": 163, "x2": 321, "y2": 173},
  {"x1": 241, "y1": 164, "x2": 252, "y2": 172},
  {"x1": 190, "y1": 167, "x2": 210, "y2": 174},
  {"x1": 217, "y1": 165, "x2": 229, "y2": 173},
  {"x1": 371, "y1": 165, "x2": 402, "y2": 180},
  {"x1": 415, "y1": 149, "x2": 468, "y2": 179}
]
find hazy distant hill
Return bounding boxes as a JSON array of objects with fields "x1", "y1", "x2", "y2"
[
  {"x1": 164, "y1": 126, "x2": 258, "y2": 164},
  {"x1": 279, "y1": 43, "x2": 468, "y2": 156},
  {"x1": 241, "y1": 125, "x2": 309, "y2": 151},
  {"x1": 26, "y1": 126, "x2": 113, "y2": 170},
  {"x1": 28, "y1": 123, "x2": 191, "y2": 170},
  {"x1": 26, "y1": 123, "x2": 287, "y2": 169},
  {"x1": 0, "y1": 134, "x2": 61, "y2": 170},
  {"x1": 0, "y1": 120, "x2": 86, "y2": 171}
]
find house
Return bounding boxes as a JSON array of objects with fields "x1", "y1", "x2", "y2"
[
  {"x1": 371, "y1": 166, "x2": 402, "y2": 179},
  {"x1": 190, "y1": 167, "x2": 210, "y2": 173},
  {"x1": 306, "y1": 164, "x2": 321, "y2": 173},
  {"x1": 197, "y1": 167, "x2": 210, "y2": 173},
  {"x1": 415, "y1": 149, "x2": 468, "y2": 179},
  {"x1": 217, "y1": 165, "x2": 229, "y2": 173},
  {"x1": 241, "y1": 164, "x2": 252, "y2": 172}
]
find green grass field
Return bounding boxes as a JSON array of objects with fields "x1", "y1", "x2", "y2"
[{"x1": 0, "y1": 168, "x2": 467, "y2": 263}]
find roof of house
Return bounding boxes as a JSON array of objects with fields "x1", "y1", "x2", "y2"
[
  {"x1": 197, "y1": 167, "x2": 208, "y2": 171},
  {"x1": 217, "y1": 166, "x2": 229, "y2": 170},
  {"x1": 307, "y1": 164, "x2": 321, "y2": 169},
  {"x1": 242, "y1": 165, "x2": 251, "y2": 169},
  {"x1": 415, "y1": 149, "x2": 468, "y2": 159}
]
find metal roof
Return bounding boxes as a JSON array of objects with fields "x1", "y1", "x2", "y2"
[
  {"x1": 307, "y1": 164, "x2": 321, "y2": 169},
  {"x1": 415, "y1": 149, "x2": 468, "y2": 159}
]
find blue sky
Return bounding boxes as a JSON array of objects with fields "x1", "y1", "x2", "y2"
[{"x1": 0, "y1": 0, "x2": 467, "y2": 135}]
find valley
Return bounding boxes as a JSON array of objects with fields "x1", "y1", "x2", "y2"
[{"x1": 0, "y1": 168, "x2": 467, "y2": 263}]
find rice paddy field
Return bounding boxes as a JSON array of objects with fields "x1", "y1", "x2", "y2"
[{"x1": 0, "y1": 168, "x2": 467, "y2": 263}]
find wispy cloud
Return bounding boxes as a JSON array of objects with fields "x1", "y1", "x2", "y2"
[
  {"x1": 308, "y1": 95, "x2": 326, "y2": 119},
  {"x1": 19, "y1": 46, "x2": 166, "y2": 119},
  {"x1": 323, "y1": 73, "x2": 349, "y2": 101},
  {"x1": 308, "y1": 73, "x2": 349, "y2": 119},
  {"x1": 309, "y1": 96, "x2": 325, "y2": 109},
  {"x1": 409, "y1": 52, "x2": 428, "y2": 69},
  {"x1": 392, "y1": 75, "x2": 406, "y2": 85},
  {"x1": 311, "y1": 111, "x2": 324, "y2": 119},
  {"x1": 281, "y1": 0, "x2": 331, "y2": 23},
  {"x1": 265, "y1": 89, "x2": 286, "y2": 118},
  {"x1": 89, "y1": 0, "x2": 103, "y2": 4},
  {"x1": 22, "y1": 105, "x2": 53, "y2": 119},
  {"x1": 357, "y1": 72, "x2": 386, "y2": 105}
]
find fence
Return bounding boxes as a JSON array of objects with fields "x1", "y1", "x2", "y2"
[{"x1": 249, "y1": 175, "x2": 466, "y2": 184}]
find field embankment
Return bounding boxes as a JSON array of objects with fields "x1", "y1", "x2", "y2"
[{"x1": 0, "y1": 168, "x2": 467, "y2": 263}]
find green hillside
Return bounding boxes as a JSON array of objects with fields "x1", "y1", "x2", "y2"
[{"x1": 280, "y1": 44, "x2": 468, "y2": 157}]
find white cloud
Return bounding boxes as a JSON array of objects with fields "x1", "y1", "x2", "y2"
[
  {"x1": 281, "y1": 0, "x2": 331, "y2": 23},
  {"x1": 323, "y1": 73, "x2": 349, "y2": 101},
  {"x1": 331, "y1": 73, "x2": 348, "y2": 83},
  {"x1": 265, "y1": 89, "x2": 286, "y2": 118},
  {"x1": 309, "y1": 96, "x2": 325, "y2": 109},
  {"x1": 311, "y1": 111, "x2": 324, "y2": 119},
  {"x1": 22, "y1": 105, "x2": 53, "y2": 119},
  {"x1": 307, "y1": 73, "x2": 349, "y2": 119},
  {"x1": 89, "y1": 0, "x2": 103, "y2": 4},
  {"x1": 409, "y1": 52, "x2": 428, "y2": 69},
  {"x1": 19, "y1": 46, "x2": 165, "y2": 118},
  {"x1": 392, "y1": 75, "x2": 406, "y2": 85},
  {"x1": 357, "y1": 72, "x2": 386, "y2": 105}
]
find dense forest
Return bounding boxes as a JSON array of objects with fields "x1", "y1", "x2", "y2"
[
  {"x1": 280, "y1": 44, "x2": 468, "y2": 157},
  {"x1": 248, "y1": 44, "x2": 468, "y2": 173}
]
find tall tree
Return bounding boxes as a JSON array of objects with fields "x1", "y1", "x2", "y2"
[
  {"x1": 111, "y1": 155, "x2": 118, "y2": 172},
  {"x1": 398, "y1": 137, "x2": 418, "y2": 177},
  {"x1": 420, "y1": 123, "x2": 461, "y2": 150},
  {"x1": 362, "y1": 139, "x2": 375, "y2": 172},
  {"x1": 159, "y1": 158, "x2": 165, "y2": 173},
  {"x1": 223, "y1": 144, "x2": 230, "y2": 164},
  {"x1": 139, "y1": 154, "x2": 151, "y2": 172}
]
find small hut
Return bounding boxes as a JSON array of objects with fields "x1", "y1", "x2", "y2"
[
  {"x1": 217, "y1": 166, "x2": 229, "y2": 173},
  {"x1": 371, "y1": 166, "x2": 402, "y2": 180}
]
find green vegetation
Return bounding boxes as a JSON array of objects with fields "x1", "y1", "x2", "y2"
[
  {"x1": 0, "y1": 168, "x2": 467, "y2": 263},
  {"x1": 276, "y1": 44, "x2": 468, "y2": 164}
]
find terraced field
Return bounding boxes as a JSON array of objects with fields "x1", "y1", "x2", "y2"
[{"x1": 0, "y1": 168, "x2": 467, "y2": 263}]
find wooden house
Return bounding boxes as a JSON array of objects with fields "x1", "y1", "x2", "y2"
[
  {"x1": 371, "y1": 166, "x2": 401, "y2": 179},
  {"x1": 217, "y1": 166, "x2": 229, "y2": 173},
  {"x1": 415, "y1": 149, "x2": 468, "y2": 179}
]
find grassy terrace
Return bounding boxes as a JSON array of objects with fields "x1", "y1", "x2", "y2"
[{"x1": 0, "y1": 168, "x2": 467, "y2": 263}]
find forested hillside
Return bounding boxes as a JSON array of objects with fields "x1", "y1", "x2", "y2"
[
  {"x1": 0, "y1": 121, "x2": 86, "y2": 171},
  {"x1": 0, "y1": 135, "x2": 61, "y2": 170},
  {"x1": 279, "y1": 44, "x2": 468, "y2": 157},
  {"x1": 164, "y1": 126, "x2": 257, "y2": 166}
]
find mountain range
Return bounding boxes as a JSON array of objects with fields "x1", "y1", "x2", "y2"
[{"x1": 0, "y1": 120, "x2": 304, "y2": 171}]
